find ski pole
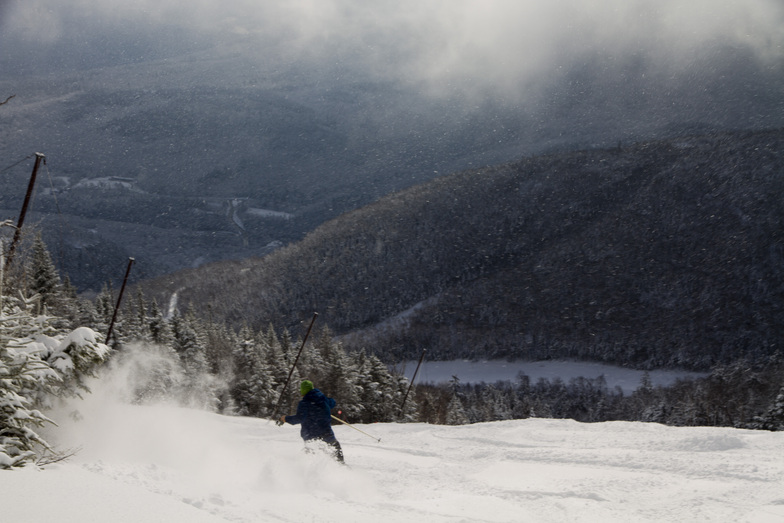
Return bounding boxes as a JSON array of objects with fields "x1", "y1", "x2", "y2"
[
  {"x1": 331, "y1": 415, "x2": 381, "y2": 443},
  {"x1": 271, "y1": 312, "x2": 318, "y2": 420}
]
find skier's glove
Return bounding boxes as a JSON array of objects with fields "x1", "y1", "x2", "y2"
[{"x1": 275, "y1": 416, "x2": 285, "y2": 426}]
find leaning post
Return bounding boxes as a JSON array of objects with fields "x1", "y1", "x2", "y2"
[
  {"x1": 6, "y1": 153, "x2": 45, "y2": 267},
  {"x1": 105, "y1": 257, "x2": 135, "y2": 346},
  {"x1": 399, "y1": 348, "x2": 426, "y2": 418}
]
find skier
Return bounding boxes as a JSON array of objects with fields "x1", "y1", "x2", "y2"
[{"x1": 278, "y1": 380, "x2": 344, "y2": 463}]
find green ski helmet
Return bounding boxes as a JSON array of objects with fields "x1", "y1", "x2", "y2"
[{"x1": 300, "y1": 380, "x2": 314, "y2": 396}]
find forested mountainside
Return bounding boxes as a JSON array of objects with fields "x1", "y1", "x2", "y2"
[
  {"x1": 141, "y1": 128, "x2": 784, "y2": 371},
  {"x1": 3, "y1": 6, "x2": 783, "y2": 293}
]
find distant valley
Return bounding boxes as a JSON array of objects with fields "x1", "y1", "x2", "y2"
[{"x1": 139, "y1": 128, "x2": 784, "y2": 371}]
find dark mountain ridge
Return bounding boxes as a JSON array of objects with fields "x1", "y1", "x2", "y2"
[
  {"x1": 139, "y1": 128, "x2": 784, "y2": 371},
  {"x1": 2, "y1": 24, "x2": 782, "y2": 291}
]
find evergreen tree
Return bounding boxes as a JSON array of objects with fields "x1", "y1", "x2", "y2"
[
  {"x1": 61, "y1": 275, "x2": 78, "y2": 303},
  {"x1": 263, "y1": 325, "x2": 288, "y2": 385},
  {"x1": 273, "y1": 329, "x2": 301, "y2": 415},
  {"x1": 120, "y1": 288, "x2": 151, "y2": 342},
  {"x1": 755, "y1": 386, "x2": 784, "y2": 431},
  {"x1": 58, "y1": 275, "x2": 81, "y2": 329},
  {"x1": 28, "y1": 233, "x2": 61, "y2": 311},
  {"x1": 445, "y1": 394, "x2": 470, "y2": 425},
  {"x1": 171, "y1": 313, "x2": 217, "y2": 410},
  {"x1": 413, "y1": 384, "x2": 442, "y2": 424},
  {"x1": 93, "y1": 284, "x2": 115, "y2": 333},
  {"x1": 444, "y1": 376, "x2": 470, "y2": 425},
  {"x1": 356, "y1": 353, "x2": 398, "y2": 423},
  {"x1": 313, "y1": 329, "x2": 362, "y2": 419},
  {"x1": 148, "y1": 299, "x2": 173, "y2": 346},
  {"x1": 1, "y1": 292, "x2": 109, "y2": 468},
  {"x1": 204, "y1": 322, "x2": 234, "y2": 376},
  {"x1": 230, "y1": 327, "x2": 276, "y2": 416},
  {"x1": 204, "y1": 322, "x2": 237, "y2": 413},
  {"x1": 298, "y1": 328, "x2": 326, "y2": 386},
  {"x1": 395, "y1": 372, "x2": 418, "y2": 422}
]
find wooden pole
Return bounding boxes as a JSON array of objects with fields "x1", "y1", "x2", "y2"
[
  {"x1": 6, "y1": 153, "x2": 45, "y2": 267},
  {"x1": 105, "y1": 257, "x2": 135, "y2": 346}
]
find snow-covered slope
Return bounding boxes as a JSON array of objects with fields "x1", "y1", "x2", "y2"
[{"x1": 4, "y1": 393, "x2": 784, "y2": 523}]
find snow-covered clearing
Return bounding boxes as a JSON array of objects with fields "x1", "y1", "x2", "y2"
[
  {"x1": 400, "y1": 359, "x2": 707, "y2": 393},
  {"x1": 246, "y1": 207, "x2": 293, "y2": 220},
  {"x1": 3, "y1": 383, "x2": 784, "y2": 522}
]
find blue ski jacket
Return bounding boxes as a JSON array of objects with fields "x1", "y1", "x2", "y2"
[{"x1": 284, "y1": 388, "x2": 337, "y2": 442}]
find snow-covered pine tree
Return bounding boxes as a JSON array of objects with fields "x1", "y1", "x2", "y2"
[
  {"x1": 61, "y1": 276, "x2": 77, "y2": 303},
  {"x1": 74, "y1": 294, "x2": 99, "y2": 330},
  {"x1": 395, "y1": 371, "x2": 418, "y2": 422},
  {"x1": 311, "y1": 328, "x2": 362, "y2": 420},
  {"x1": 0, "y1": 295, "x2": 60, "y2": 468},
  {"x1": 412, "y1": 384, "x2": 441, "y2": 424},
  {"x1": 170, "y1": 312, "x2": 218, "y2": 410},
  {"x1": 262, "y1": 324, "x2": 287, "y2": 385},
  {"x1": 93, "y1": 284, "x2": 115, "y2": 336},
  {"x1": 28, "y1": 233, "x2": 61, "y2": 311},
  {"x1": 58, "y1": 275, "x2": 81, "y2": 329},
  {"x1": 445, "y1": 394, "x2": 470, "y2": 425},
  {"x1": 119, "y1": 288, "x2": 151, "y2": 343},
  {"x1": 249, "y1": 329, "x2": 277, "y2": 417},
  {"x1": 230, "y1": 326, "x2": 274, "y2": 416},
  {"x1": 755, "y1": 386, "x2": 784, "y2": 431},
  {"x1": 203, "y1": 321, "x2": 235, "y2": 377},
  {"x1": 202, "y1": 322, "x2": 238, "y2": 413},
  {"x1": 476, "y1": 384, "x2": 512, "y2": 422},
  {"x1": 0, "y1": 292, "x2": 109, "y2": 468},
  {"x1": 445, "y1": 376, "x2": 470, "y2": 425},
  {"x1": 355, "y1": 353, "x2": 399, "y2": 423},
  {"x1": 273, "y1": 328, "x2": 301, "y2": 415},
  {"x1": 148, "y1": 298, "x2": 174, "y2": 346}
]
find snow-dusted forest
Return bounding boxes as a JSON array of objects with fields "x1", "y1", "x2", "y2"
[
  {"x1": 3, "y1": 234, "x2": 784, "y2": 471},
  {"x1": 2, "y1": 1, "x2": 784, "y2": 520},
  {"x1": 2, "y1": 292, "x2": 783, "y2": 520}
]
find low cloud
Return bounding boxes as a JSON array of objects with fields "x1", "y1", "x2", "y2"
[
  {"x1": 1, "y1": 0, "x2": 782, "y2": 125},
  {"x1": 3, "y1": 0, "x2": 782, "y2": 95}
]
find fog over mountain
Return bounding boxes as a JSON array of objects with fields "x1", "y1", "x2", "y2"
[
  {"x1": 4, "y1": 1, "x2": 783, "y2": 89},
  {"x1": 1, "y1": 0, "x2": 783, "y2": 289}
]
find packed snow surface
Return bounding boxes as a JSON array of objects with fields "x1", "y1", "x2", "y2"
[{"x1": 3, "y1": 385, "x2": 784, "y2": 523}]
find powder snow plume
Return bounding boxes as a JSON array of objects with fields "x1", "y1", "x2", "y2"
[{"x1": 38, "y1": 343, "x2": 375, "y2": 513}]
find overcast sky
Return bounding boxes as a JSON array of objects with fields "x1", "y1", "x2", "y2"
[
  {"x1": 0, "y1": 0, "x2": 782, "y2": 285},
  {"x1": 2, "y1": 0, "x2": 782, "y2": 102}
]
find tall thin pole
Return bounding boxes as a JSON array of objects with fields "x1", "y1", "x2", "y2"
[
  {"x1": 0, "y1": 238, "x2": 5, "y2": 311},
  {"x1": 399, "y1": 348, "x2": 426, "y2": 417},
  {"x1": 6, "y1": 153, "x2": 45, "y2": 267},
  {"x1": 105, "y1": 257, "x2": 135, "y2": 346},
  {"x1": 271, "y1": 312, "x2": 318, "y2": 419}
]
